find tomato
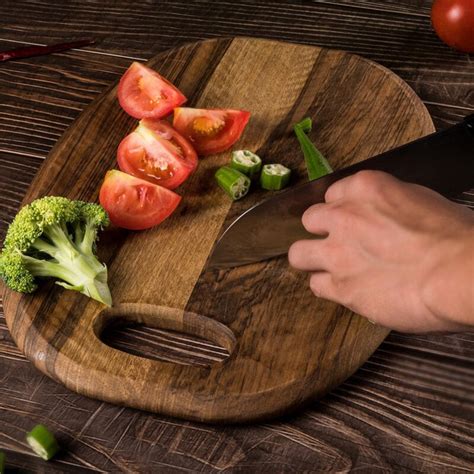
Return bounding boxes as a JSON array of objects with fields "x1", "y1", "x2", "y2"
[
  {"x1": 117, "y1": 62, "x2": 187, "y2": 119},
  {"x1": 173, "y1": 108, "x2": 250, "y2": 156},
  {"x1": 431, "y1": 0, "x2": 474, "y2": 53},
  {"x1": 117, "y1": 119, "x2": 198, "y2": 190},
  {"x1": 99, "y1": 170, "x2": 181, "y2": 230}
]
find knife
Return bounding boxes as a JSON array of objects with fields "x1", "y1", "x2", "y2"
[{"x1": 207, "y1": 114, "x2": 474, "y2": 270}]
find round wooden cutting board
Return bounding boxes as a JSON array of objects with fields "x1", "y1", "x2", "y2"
[{"x1": 2, "y1": 37, "x2": 434, "y2": 423}]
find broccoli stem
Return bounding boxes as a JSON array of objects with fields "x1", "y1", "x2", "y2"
[
  {"x1": 24, "y1": 222, "x2": 112, "y2": 306},
  {"x1": 32, "y1": 237, "x2": 62, "y2": 260},
  {"x1": 42, "y1": 223, "x2": 78, "y2": 258},
  {"x1": 22, "y1": 252, "x2": 111, "y2": 306},
  {"x1": 73, "y1": 221, "x2": 84, "y2": 248},
  {"x1": 22, "y1": 254, "x2": 78, "y2": 280},
  {"x1": 78, "y1": 220, "x2": 98, "y2": 257}
]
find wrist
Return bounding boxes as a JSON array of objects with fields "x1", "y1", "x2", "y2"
[{"x1": 421, "y1": 229, "x2": 474, "y2": 330}]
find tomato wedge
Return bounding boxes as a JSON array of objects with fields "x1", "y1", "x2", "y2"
[
  {"x1": 118, "y1": 62, "x2": 186, "y2": 119},
  {"x1": 117, "y1": 119, "x2": 198, "y2": 190},
  {"x1": 99, "y1": 170, "x2": 181, "y2": 230},
  {"x1": 173, "y1": 108, "x2": 250, "y2": 156}
]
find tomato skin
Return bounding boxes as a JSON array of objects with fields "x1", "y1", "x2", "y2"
[
  {"x1": 117, "y1": 119, "x2": 198, "y2": 190},
  {"x1": 99, "y1": 170, "x2": 181, "y2": 230},
  {"x1": 117, "y1": 62, "x2": 187, "y2": 119},
  {"x1": 173, "y1": 108, "x2": 250, "y2": 156},
  {"x1": 431, "y1": 0, "x2": 474, "y2": 53}
]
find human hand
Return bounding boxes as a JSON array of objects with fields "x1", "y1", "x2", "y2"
[{"x1": 288, "y1": 170, "x2": 474, "y2": 333}]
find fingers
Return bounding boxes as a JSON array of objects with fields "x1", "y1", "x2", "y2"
[
  {"x1": 325, "y1": 170, "x2": 396, "y2": 203},
  {"x1": 301, "y1": 179, "x2": 348, "y2": 236},
  {"x1": 288, "y1": 239, "x2": 329, "y2": 272},
  {"x1": 302, "y1": 171, "x2": 387, "y2": 235}
]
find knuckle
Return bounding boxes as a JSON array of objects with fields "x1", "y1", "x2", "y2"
[
  {"x1": 324, "y1": 241, "x2": 345, "y2": 268},
  {"x1": 328, "y1": 203, "x2": 354, "y2": 231},
  {"x1": 352, "y1": 170, "x2": 387, "y2": 195}
]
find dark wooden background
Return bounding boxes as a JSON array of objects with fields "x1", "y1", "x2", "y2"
[{"x1": 0, "y1": 1, "x2": 473, "y2": 472}]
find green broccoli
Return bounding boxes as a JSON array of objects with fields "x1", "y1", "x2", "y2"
[{"x1": 0, "y1": 196, "x2": 112, "y2": 306}]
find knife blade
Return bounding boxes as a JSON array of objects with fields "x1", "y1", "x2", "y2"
[{"x1": 207, "y1": 114, "x2": 474, "y2": 270}]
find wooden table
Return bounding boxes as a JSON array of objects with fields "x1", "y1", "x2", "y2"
[{"x1": 0, "y1": 1, "x2": 473, "y2": 472}]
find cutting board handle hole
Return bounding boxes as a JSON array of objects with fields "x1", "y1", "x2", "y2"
[{"x1": 94, "y1": 303, "x2": 236, "y2": 367}]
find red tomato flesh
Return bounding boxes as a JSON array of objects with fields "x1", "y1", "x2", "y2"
[
  {"x1": 99, "y1": 170, "x2": 181, "y2": 230},
  {"x1": 118, "y1": 62, "x2": 187, "y2": 119},
  {"x1": 173, "y1": 108, "x2": 250, "y2": 156},
  {"x1": 431, "y1": 0, "x2": 474, "y2": 53},
  {"x1": 117, "y1": 119, "x2": 198, "y2": 190}
]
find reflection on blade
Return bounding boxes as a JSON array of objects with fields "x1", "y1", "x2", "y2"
[{"x1": 206, "y1": 178, "x2": 328, "y2": 270}]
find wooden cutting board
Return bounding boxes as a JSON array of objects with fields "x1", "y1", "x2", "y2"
[{"x1": 2, "y1": 37, "x2": 434, "y2": 423}]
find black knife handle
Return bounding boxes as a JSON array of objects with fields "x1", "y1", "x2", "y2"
[
  {"x1": 464, "y1": 113, "x2": 474, "y2": 137},
  {"x1": 328, "y1": 114, "x2": 474, "y2": 197}
]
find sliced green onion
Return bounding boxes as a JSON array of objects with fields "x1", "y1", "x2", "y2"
[
  {"x1": 26, "y1": 424, "x2": 59, "y2": 461},
  {"x1": 215, "y1": 166, "x2": 251, "y2": 200},
  {"x1": 260, "y1": 164, "x2": 291, "y2": 190},
  {"x1": 0, "y1": 452, "x2": 5, "y2": 474},
  {"x1": 294, "y1": 117, "x2": 333, "y2": 181},
  {"x1": 230, "y1": 150, "x2": 262, "y2": 179}
]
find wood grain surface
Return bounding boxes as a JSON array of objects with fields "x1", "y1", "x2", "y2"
[
  {"x1": 0, "y1": 1, "x2": 473, "y2": 472},
  {"x1": 2, "y1": 36, "x2": 435, "y2": 423}
]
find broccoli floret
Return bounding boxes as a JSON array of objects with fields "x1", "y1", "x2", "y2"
[{"x1": 0, "y1": 196, "x2": 112, "y2": 306}]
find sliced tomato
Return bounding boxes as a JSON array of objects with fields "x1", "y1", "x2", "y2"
[
  {"x1": 118, "y1": 62, "x2": 186, "y2": 119},
  {"x1": 117, "y1": 119, "x2": 198, "y2": 190},
  {"x1": 99, "y1": 170, "x2": 181, "y2": 230},
  {"x1": 173, "y1": 108, "x2": 250, "y2": 156}
]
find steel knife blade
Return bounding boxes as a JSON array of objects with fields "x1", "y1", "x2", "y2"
[{"x1": 207, "y1": 115, "x2": 474, "y2": 270}]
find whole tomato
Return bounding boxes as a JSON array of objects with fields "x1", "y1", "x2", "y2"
[{"x1": 431, "y1": 0, "x2": 474, "y2": 53}]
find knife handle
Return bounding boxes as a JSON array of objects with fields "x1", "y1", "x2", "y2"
[
  {"x1": 464, "y1": 113, "x2": 474, "y2": 137},
  {"x1": 334, "y1": 114, "x2": 474, "y2": 197}
]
